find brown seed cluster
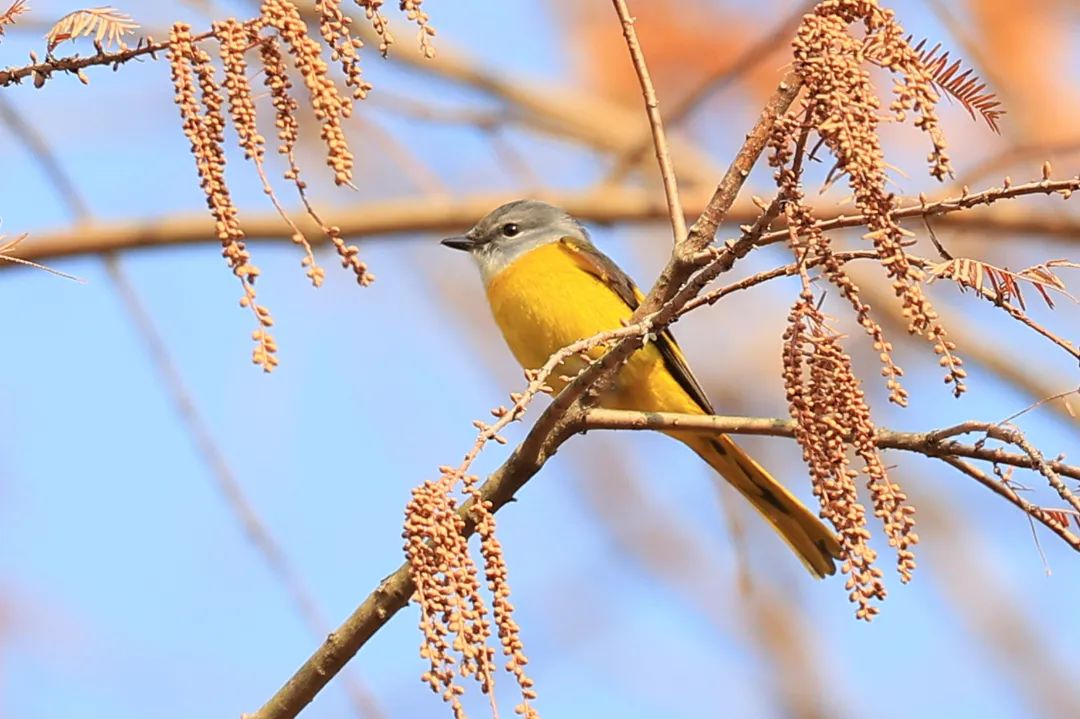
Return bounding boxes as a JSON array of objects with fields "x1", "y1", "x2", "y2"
[
  {"x1": 401, "y1": 0, "x2": 437, "y2": 59},
  {"x1": 260, "y1": 0, "x2": 375, "y2": 286},
  {"x1": 782, "y1": 297, "x2": 887, "y2": 620},
  {"x1": 316, "y1": 0, "x2": 373, "y2": 100},
  {"x1": 405, "y1": 472, "x2": 496, "y2": 718},
  {"x1": 261, "y1": 0, "x2": 354, "y2": 186},
  {"x1": 218, "y1": 18, "x2": 325, "y2": 288},
  {"x1": 165, "y1": 1, "x2": 433, "y2": 365},
  {"x1": 356, "y1": 0, "x2": 394, "y2": 55},
  {"x1": 792, "y1": 0, "x2": 966, "y2": 395},
  {"x1": 404, "y1": 470, "x2": 539, "y2": 718},
  {"x1": 769, "y1": 115, "x2": 908, "y2": 407},
  {"x1": 465, "y1": 484, "x2": 539, "y2": 718},
  {"x1": 168, "y1": 22, "x2": 278, "y2": 371}
]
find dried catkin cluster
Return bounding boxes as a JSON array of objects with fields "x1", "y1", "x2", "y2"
[
  {"x1": 260, "y1": 0, "x2": 354, "y2": 186},
  {"x1": 792, "y1": 0, "x2": 966, "y2": 394},
  {"x1": 356, "y1": 0, "x2": 393, "y2": 55},
  {"x1": 765, "y1": 0, "x2": 992, "y2": 616},
  {"x1": 401, "y1": 0, "x2": 437, "y2": 59},
  {"x1": 166, "y1": 1, "x2": 430, "y2": 368},
  {"x1": 765, "y1": 1, "x2": 978, "y2": 616},
  {"x1": 769, "y1": 115, "x2": 908, "y2": 407},
  {"x1": 404, "y1": 471, "x2": 538, "y2": 718},
  {"x1": 464, "y1": 484, "x2": 538, "y2": 718},
  {"x1": 783, "y1": 297, "x2": 887, "y2": 620},
  {"x1": 168, "y1": 23, "x2": 278, "y2": 371},
  {"x1": 217, "y1": 18, "x2": 325, "y2": 288},
  {"x1": 405, "y1": 473, "x2": 496, "y2": 718},
  {"x1": 315, "y1": 0, "x2": 372, "y2": 100}
]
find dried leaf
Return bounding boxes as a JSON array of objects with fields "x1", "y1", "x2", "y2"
[
  {"x1": 45, "y1": 6, "x2": 139, "y2": 52},
  {"x1": 1041, "y1": 508, "x2": 1073, "y2": 530},
  {"x1": 927, "y1": 257, "x2": 1077, "y2": 308},
  {"x1": 0, "y1": 0, "x2": 28, "y2": 37},
  {"x1": 910, "y1": 37, "x2": 1005, "y2": 133}
]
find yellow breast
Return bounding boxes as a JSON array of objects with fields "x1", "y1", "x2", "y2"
[
  {"x1": 486, "y1": 241, "x2": 631, "y2": 369},
  {"x1": 484, "y1": 241, "x2": 700, "y2": 414}
]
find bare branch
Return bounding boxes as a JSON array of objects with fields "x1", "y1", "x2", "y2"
[
  {"x1": 8, "y1": 173, "x2": 1080, "y2": 267},
  {"x1": 247, "y1": 405, "x2": 1080, "y2": 719},
  {"x1": 610, "y1": 0, "x2": 686, "y2": 244},
  {"x1": 602, "y1": 0, "x2": 814, "y2": 184},
  {"x1": 937, "y1": 458, "x2": 1080, "y2": 552},
  {"x1": 682, "y1": 71, "x2": 803, "y2": 260},
  {"x1": 581, "y1": 410, "x2": 1080, "y2": 481},
  {"x1": 0, "y1": 32, "x2": 206, "y2": 89}
]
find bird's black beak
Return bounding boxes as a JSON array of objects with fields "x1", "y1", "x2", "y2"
[{"x1": 440, "y1": 235, "x2": 476, "y2": 251}]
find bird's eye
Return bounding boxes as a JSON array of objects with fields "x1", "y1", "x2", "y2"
[{"x1": 501, "y1": 223, "x2": 520, "y2": 237}]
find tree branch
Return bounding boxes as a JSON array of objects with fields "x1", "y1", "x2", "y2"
[
  {"x1": 0, "y1": 32, "x2": 211, "y2": 88},
  {"x1": 601, "y1": 0, "x2": 815, "y2": 185},
  {"x1": 8, "y1": 177, "x2": 1080, "y2": 267},
  {"x1": 247, "y1": 405, "x2": 1080, "y2": 719},
  {"x1": 611, "y1": 0, "x2": 687, "y2": 244},
  {"x1": 580, "y1": 409, "x2": 1080, "y2": 550},
  {"x1": 580, "y1": 410, "x2": 1080, "y2": 481},
  {"x1": 247, "y1": 42, "x2": 809, "y2": 719}
]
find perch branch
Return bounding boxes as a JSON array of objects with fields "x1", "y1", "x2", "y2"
[{"x1": 246, "y1": 407, "x2": 1080, "y2": 719}]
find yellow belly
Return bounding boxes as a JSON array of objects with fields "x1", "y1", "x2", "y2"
[{"x1": 485, "y1": 242, "x2": 701, "y2": 414}]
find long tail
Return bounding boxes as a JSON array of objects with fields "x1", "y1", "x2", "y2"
[{"x1": 679, "y1": 433, "x2": 841, "y2": 578}]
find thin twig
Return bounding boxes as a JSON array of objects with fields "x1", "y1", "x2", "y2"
[
  {"x1": 602, "y1": 0, "x2": 814, "y2": 185},
  {"x1": 937, "y1": 457, "x2": 1080, "y2": 552},
  {"x1": 0, "y1": 30, "x2": 213, "y2": 88},
  {"x1": 610, "y1": 0, "x2": 686, "y2": 244},
  {"x1": 0, "y1": 96, "x2": 91, "y2": 219},
  {"x1": 683, "y1": 71, "x2": 803, "y2": 260}
]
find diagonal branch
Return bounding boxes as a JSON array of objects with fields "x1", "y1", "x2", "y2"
[
  {"x1": 602, "y1": 0, "x2": 815, "y2": 185},
  {"x1": 247, "y1": 63, "x2": 807, "y2": 719},
  {"x1": 247, "y1": 405, "x2": 1080, "y2": 719}
]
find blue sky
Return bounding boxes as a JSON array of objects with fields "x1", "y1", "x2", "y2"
[{"x1": 1, "y1": 1, "x2": 1078, "y2": 718}]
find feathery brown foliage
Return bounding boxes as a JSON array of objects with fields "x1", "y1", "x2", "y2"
[
  {"x1": 0, "y1": 0, "x2": 27, "y2": 38},
  {"x1": 927, "y1": 256, "x2": 1079, "y2": 310},
  {"x1": 45, "y1": 6, "x2": 138, "y2": 51},
  {"x1": 912, "y1": 37, "x2": 1004, "y2": 133},
  {"x1": 0, "y1": 231, "x2": 80, "y2": 280}
]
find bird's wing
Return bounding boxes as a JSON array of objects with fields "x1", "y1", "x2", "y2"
[{"x1": 557, "y1": 236, "x2": 715, "y2": 414}]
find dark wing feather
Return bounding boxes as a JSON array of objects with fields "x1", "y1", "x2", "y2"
[{"x1": 556, "y1": 237, "x2": 716, "y2": 414}]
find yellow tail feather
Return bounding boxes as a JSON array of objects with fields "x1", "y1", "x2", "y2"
[{"x1": 678, "y1": 433, "x2": 841, "y2": 578}]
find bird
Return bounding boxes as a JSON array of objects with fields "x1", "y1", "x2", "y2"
[{"x1": 442, "y1": 199, "x2": 841, "y2": 577}]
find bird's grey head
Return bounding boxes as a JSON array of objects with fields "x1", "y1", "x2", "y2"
[{"x1": 441, "y1": 199, "x2": 590, "y2": 284}]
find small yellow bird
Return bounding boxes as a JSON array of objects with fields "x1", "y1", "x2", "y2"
[{"x1": 443, "y1": 200, "x2": 841, "y2": 577}]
